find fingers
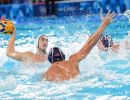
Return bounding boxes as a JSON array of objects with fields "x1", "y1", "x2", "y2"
[
  {"x1": 109, "y1": 13, "x2": 116, "y2": 22},
  {"x1": 109, "y1": 12, "x2": 116, "y2": 19},
  {"x1": 106, "y1": 11, "x2": 116, "y2": 20},
  {"x1": 99, "y1": 10, "x2": 115, "y2": 21},
  {"x1": 105, "y1": 11, "x2": 116, "y2": 22},
  {"x1": 105, "y1": 11, "x2": 111, "y2": 19},
  {"x1": 102, "y1": 11, "x2": 116, "y2": 25}
]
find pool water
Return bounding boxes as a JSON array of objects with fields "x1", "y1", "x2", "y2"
[{"x1": 0, "y1": 13, "x2": 130, "y2": 99}]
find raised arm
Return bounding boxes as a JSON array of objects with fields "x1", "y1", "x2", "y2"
[
  {"x1": 69, "y1": 12, "x2": 116, "y2": 62},
  {"x1": 6, "y1": 27, "x2": 27, "y2": 61}
]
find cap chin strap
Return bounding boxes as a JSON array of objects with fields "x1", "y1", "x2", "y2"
[{"x1": 37, "y1": 45, "x2": 46, "y2": 54}]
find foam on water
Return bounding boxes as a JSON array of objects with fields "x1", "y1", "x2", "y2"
[
  {"x1": 124, "y1": 10, "x2": 130, "y2": 23},
  {"x1": 0, "y1": 76, "x2": 17, "y2": 92}
]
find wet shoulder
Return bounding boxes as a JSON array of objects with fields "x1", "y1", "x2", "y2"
[
  {"x1": 52, "y1": 60, "x2": 77, "y2": 68},
  {"x1": 24, "y1": 51, "x2": 34, "y2": 57}
]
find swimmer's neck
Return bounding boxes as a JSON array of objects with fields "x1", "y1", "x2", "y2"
[
  {"x1": 36, "y1": 49, "x2": 47, "y2": 56},
  {"x1": 36, "y1": 47, "x2": 47, "y2": 54}
]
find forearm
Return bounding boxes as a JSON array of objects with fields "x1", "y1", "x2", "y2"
[
  {"x1": 86, "y1": 22, "x2": 107, "y2": 49},
  {"x1": 77, "y1": 23, "x2": 107, "y2": 61},
  {"x1": 72, "y1": 12, "x2": 115, "y2": 62},
  {"x1": 6, "y1": 34, "x2": 16, "y2": 55}
]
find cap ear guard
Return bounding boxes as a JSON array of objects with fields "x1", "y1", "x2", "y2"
[{"x1": 48, "y1": 47, "x2": 65, "y2": 63}]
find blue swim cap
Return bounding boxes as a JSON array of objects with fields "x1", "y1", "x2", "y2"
[
  {"x1": 48, "y1": 47, "x2": 65, "y2": 63},
  {"x1": 100, "y1": 35, "x2": 113, "y2": 48}
]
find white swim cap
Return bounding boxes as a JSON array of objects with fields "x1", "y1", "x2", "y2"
[{"x1": 35, "y1": 35, "x2": 47, "y2": 47}]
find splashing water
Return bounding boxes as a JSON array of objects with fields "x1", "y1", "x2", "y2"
[
  {"x1": 0, "y1": 76, "x2": 17, "y2": 92},
  {"x1": 0, "y1": 15, "x2": 130, "y2": 99},
  {"x1": 124, "y1": 10, "x2": 130, "y2": 23}
]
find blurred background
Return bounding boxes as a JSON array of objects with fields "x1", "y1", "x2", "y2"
[{"x1": 0, "y1": 0, "x2": 130, "y2": 21}]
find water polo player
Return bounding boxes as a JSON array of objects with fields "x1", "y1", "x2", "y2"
[
  {"x1": 97, "y1": 34, "x2": 120, "y2": 52},
  {"x1": 43, "y1": 12, "x2": 116, "y2": 82},
  {"x1": 6, "y1": 26, "x2": 49, "y2": 64}
]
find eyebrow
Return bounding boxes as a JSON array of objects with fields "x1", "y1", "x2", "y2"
[{"x1": 41, "y1": 37, "x2": 48, "y2": 40}]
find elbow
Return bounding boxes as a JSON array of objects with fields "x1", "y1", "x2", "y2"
[
  {"x1": 6, "y1": 51, "x2": 12, "y2": 57},
  {"x1": 6, "y1": 51, "x2": 10, "y2": 57},
  {"x1": 6, "y1": 47, "x2": 15, "y2": 57}
]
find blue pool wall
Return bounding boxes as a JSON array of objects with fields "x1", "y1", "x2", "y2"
[{"x1": 0, "y1": 0, "x2": 130, "y2": 20}]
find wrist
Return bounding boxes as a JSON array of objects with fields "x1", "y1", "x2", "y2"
[
  {"x1": 102, "y1": 20, "x2": 110, "y2": 26},
  {"x1": 101, "y1": 22, "x2": 107, "y2": 26}
]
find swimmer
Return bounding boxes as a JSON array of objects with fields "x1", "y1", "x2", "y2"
[
  {"x1": 97, "y1": 11, "x2": 120, "y2": 52},
  {"x1": 6, "y1": 27, "x2": 48, "y2": 64},
  {"x1": 97, "y1": 34, "x2": 120, "y2": 52},
  {"x1": 44, "y1": 11, "x2": 116, "y2": 82},
  {"x1": 93, "y1": 11, "x2": 130, "y2": 52}
]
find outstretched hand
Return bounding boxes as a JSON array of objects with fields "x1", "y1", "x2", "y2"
[{"x1": 100, "y1": 11, "x2": 116, "y2": 26}]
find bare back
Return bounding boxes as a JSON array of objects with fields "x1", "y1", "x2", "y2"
[
  {"x1": 44, "y1": 59, "x2": 79, "y2": 82},
  {"x1": 6, "y1": 27, "x2": 48, "y2": 64}
]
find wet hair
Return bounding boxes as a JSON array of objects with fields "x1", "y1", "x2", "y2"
[
  {"x1": 100, "y1": 35, "x2": 113, "y2": 48},
  {"x1": 48, "y1": 47, "x2": 65, "y2": 63}
]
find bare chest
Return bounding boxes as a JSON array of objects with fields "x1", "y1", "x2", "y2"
[{"x1": 23, "y1": 54, "x2": 47, "y2": 64}]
